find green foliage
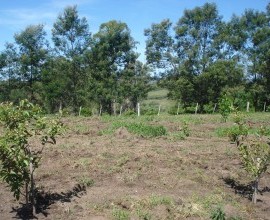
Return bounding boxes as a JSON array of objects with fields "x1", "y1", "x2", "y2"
[
  {"x1": 112, "y1": 208, "x2": 130, "y2": 220},
  {"x1": 141, "y1": 107, "x2": 158, "y2": 116},
  {"x1": 226, "y1": 111, "x2": 270, "y2": 203},
  {"x1": 123, "y1": 109, "x2": 136, "y2": 117},
  {"x1": 80, "y1": 107, "x2": 92, "y2": 117},
  {"x1": 203, "y1": 103, "x2": 215, "y2": 114},
  {"x1": 210, "y1": 207, "x2": 226, "y2": 220},
  {"x1": 219, "y1": 95, "x2": 232, "y2": 122},
  {"x1": 103, "y1": 121, "x2": 167, "y2": 137},
  {"x1": 239, "y1": 139, "x2": 270, "y2": 177},
  {"x1": 0, "y1": 100, "x2": 63, "y2": 208}
]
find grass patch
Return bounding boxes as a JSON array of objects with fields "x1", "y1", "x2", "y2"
[
  {"x1": 112, "y1": 208, "x2": 130, "y2": 220},
  {"x1": 102, "y1": 121, "x2": 167, "y2": 137}
]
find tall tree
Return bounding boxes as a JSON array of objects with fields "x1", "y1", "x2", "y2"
[
  {"x1": 120, "y1": 61, "x2": 151, "y2": 110},
  {"x1": 0, "y1": 43, "x2": 20, "y2": 101},
  {"x1": 14, "y1": 24, "x2": 48, "y2": 102},
  {"x1": 51, "y1": 5, "x2": 91, "y2": 111},
  {"x1": 88, "y1": 20, "x2": 138, "y2": 114},
  {"x1": 240, "y1": 8, "x2": 270, "y2": 110},
  {"x1": 174, "y1": 3, "x2": 222, "y2": 75}
]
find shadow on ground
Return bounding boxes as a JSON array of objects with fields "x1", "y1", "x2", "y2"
[
  {"x1": 11, "y1": 184, "x2": 86, "y2": 220},
  {"x1": 223, "y1": 177, "x2": 270, "y2": 202}
]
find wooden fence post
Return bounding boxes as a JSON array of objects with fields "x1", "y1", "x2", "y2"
[{"x1": 137, "y1": 103, "x2": 140, "y2": 117}]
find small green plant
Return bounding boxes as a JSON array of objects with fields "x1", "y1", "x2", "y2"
[
  {"x1": 112, "y1": 208, "x2": 130, "y2": 220},
  {"x1": 239, "y1": 139, "x2": 270, "y2": 204},
  {"x1": 228, "y1": 111, "x2": 248, "y2": 146},
  {"x1": 227, "y1": 111, "x2": 270, "y2": 204},
  {"x1": 210, "y1": 207, "x2": 226, "y2": 220},
  {"x1": 181, "y1": 121, "x2": 190, "y2": 137},
  {"x1": 219, "y1": 95, "x2": 232, "y2": 122},
  {"x1": 102, "y1": 121, "x2": 167, "y2": 137},
  {"x1": 0, "y1": 100, "x2": 63, "y2": 214},
  {"x1": 77, "y1": 176, "x2": 94, "y2": 187}
]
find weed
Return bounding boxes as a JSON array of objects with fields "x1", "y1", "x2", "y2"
[
  {"x1": 112, "y1": 208, "x2": 130, "y2": 220},
  {"x1": 116, "y1": 154, "x2": 129, "y2": 167},
  {"x1": 77, "y1": 176, "x2": 94, "y2": 187},
  {"x1": 102, "y1": 121, "x2": 167, "y2": 137},
  {"x1": 136, "y1": 208, "x2": 152, "y2": 220},
  {"x1": 210, "y1": 207, "x2": 226, "y2": 220},
  {"x1": 78, "y1": 158, "x2": 90, "y2": 169},
  {"x1": 148, "y1": 194, "x2": 173, "y2": 207}
]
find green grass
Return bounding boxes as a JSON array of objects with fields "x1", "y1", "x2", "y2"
[
  {"x1": 142, "y1": 88, "x2": 175, "y2": 113},
  {"x1": 101, "y1": 121, "x2": 167, "y2": 137}
]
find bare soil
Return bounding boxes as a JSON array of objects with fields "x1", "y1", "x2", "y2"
[{"x1": 1, "y1": 114, "x2": 270, "y2": 220}]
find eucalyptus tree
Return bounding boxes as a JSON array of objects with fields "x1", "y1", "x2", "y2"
[
  {"x1": 145, "y1": 3, "x2": 225, "y2": 107},
  {"x1": 88, "y1": 20, "x2": 138, "y2": 114},
  {"x1": 14, "y1": 24, "x2": 48, "y2": 102},
  {"x1": 51, "y1": 5, "x2": 91, "y2": 111},
  {"x1": 239, "y1": 7, "x2": 270, "y2": 110},
  {"x1": 0, "y1": 43, "x2": 20, "y2": 102},
  {"x1": 120, "y1": 61, "x2": 152, "y2": 110},
  {"x1": 174, "y1": 3, "x2": 222, "y2": 76}
]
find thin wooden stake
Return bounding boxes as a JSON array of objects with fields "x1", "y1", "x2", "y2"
[
  {"x1": 264, "y1": 102, "x2": 266, "y2": 112},
  {"x1": 158, "y1": 104, "x2": 161, "y2": 116},
  {"x1": 137, "y1": 103, "x2": 140, "y2": 117}
]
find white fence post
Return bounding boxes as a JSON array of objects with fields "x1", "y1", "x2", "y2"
[
  {"x1": 79, "y1": 106, "x2": 82, "y2": 116},
  {"x1": 213, "y1": 103, "x2": 217, "y2": 114},
  {"x1": 246, "y1": 101, "x2": 250, "y2": 112},
  {"x1": 137, "y1": 103, "x2": 140, "y2": 117},
  {"x1": 119, "y1": 105, "x2": 123, "y2": 116},
  {"x1": 177, "y1": 103, "x2": 180, "y2": 115},
  {"x1": 99, "y1": 104, "x2": 102, "y2": 116},
  {"x1": 195, "y1": 103, "x2": 199, "y2": 114}
]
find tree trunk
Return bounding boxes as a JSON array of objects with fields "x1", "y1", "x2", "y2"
[
  {"x1": 252, "y1": 177, "x2": 259, "y2": 204},
  {"x1": 30, "y1": 161, "x2": 36, "y2": 214}
]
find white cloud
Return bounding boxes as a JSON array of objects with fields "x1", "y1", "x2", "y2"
[
  {"x1": 49, "y1": 0, "x2": 93, "y2": 9},
  {"x1": 0, "y1": 0, "x2": 94, "y2": 30}
]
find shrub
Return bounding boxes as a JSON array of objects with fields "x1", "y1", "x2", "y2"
[
  {"x1": 219, "y1": 95, "x2": 232, "y2": 122},
  {"x1": 80, "y1": 107, "x2": 92, "y2": 117},
  {"x1": 123, "y1": 109, "x2": 136, "y2": 116},
  {"x1": 227, "y1": 111, "x2": 270, "y2": 204},
  {"x1": 0, "y1": 100, "x2": 63, "y2": 214},
  {"x1": 141, "y1": 107, "x2": 158, "y2": 116},
  {"x1": 210, "y1": 207, "x2": 226, "y2": 220}
]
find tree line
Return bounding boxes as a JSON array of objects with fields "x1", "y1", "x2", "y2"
[
  {"x1": 145, "y1": 2, "x2": 270, "y2": 112},
  {"x1": 0, "y1": 3, "x2": 270, "y2": 114}
]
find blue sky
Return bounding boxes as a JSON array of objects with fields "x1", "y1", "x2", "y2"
[{"x1": 0, "y1": 0, "x2": 269, "y2": 61}]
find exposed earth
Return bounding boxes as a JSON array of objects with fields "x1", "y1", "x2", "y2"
[{"x1": 1, "y1": 113, "x2": 270, "y2": 220}]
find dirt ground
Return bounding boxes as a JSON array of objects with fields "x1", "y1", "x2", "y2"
[{"x1": 1, "y1": 114, "x2": 270, "y2": 220}]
